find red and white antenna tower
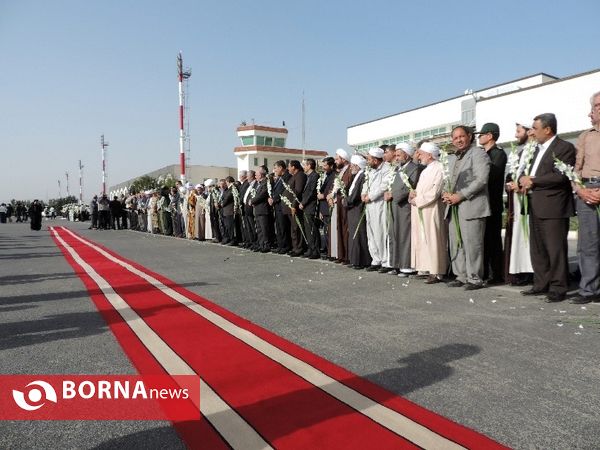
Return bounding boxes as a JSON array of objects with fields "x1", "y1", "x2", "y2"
[
  {"x1": 58, "y1": 180, "x2": 62, "y2": 198},
  {"x1": 177, "y1": 51, "x2": 191, "y2": 184},
  {"x1": 78, "y1": 160, "x2": 84, "y2": 204},
  {"x1": 101, "y1": 134, "x2": 109, "y2": 195},
  {"x1": 65, "y1": 171, "x2": 70, "y2": 197}
]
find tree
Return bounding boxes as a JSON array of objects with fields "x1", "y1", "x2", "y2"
[{"x1": 129, "y1": 175, "x2": 158, "y2": 194}]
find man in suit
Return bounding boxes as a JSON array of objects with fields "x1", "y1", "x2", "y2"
[
  {"x1": 270, "y1": 160, "x2": 292, "y2": 254},
  {"x1": 317, "y1": 157, "x2": 336, "y2": 258},
  {"x1": 242, "y1": 170, "x2": 258, "y2": 249},
  {"x1": 476, "y1": 123, "x2": 507, "y2": 284},
  {"x1": 299, "y1": 158, "x2": 320, "y2": 259},
  {"x1": 286, "y1": 160, "x2": 307, "y2": 256},
  {"x1": 519, "y1": 113, "x2": 576, "y2": 302},
  {"x1": 251, "y1": 167, "x2": 271, "y2": 253},
  {"x1": 443, "y1": 125, "x2": 491, "y2": 290},
  {"x1": 220, "y1": 176, "x2": 236, "y2": 245}
]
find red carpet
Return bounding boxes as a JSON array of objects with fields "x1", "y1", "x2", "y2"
[{"x1": 50, "y1": 226, "x2": 508, "y2": 450}]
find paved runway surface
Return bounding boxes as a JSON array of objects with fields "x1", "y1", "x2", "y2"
[{"x1": 1, "y1": 220, "x2": 599, "y2": 449}]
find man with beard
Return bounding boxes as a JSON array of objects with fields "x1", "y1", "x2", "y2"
[
  {"x1": 98, "y1": 194, "x2": 110, "y2": 230},
  {"x1": 330, "y1": 149, "x2": 353, "y2": 264},
  {"x1": 317, "y1": 157, "x2": 336, "y2": 259},
  {"x1": 504, "y1": 121, "x2": 535, "y2": 286},
  {"x1": 385, "y1": 142, "x2": 422, "y2": 276},
  {"x1": 285, "y1": 160, "x2": 307, "y2": 257},
  {"x1": 362, "y1": 147, "x2": 392, "y2": 272},
  {"x1": 251, "y1": 167, "x2": 271, "y2": 253},
  {"x1": 28, "y1": 199, "x2": 43, "y2": 231},
  {"x1": 89, "y1": 195, "x2": 98, "y2": 229},
  {"x1": 571, "y1": 92, "x2": 600, "y2": 304},
  {"x1": 442, "y1": 125, "x2": 491, "y2": 290},
  {"x1": 476, "y1": 123, "x2": 507, "y2": 285},
  {"x1": 270, "y1": 160, "x2": 292, "y2": 254},
  {"x1": 109, "y1": 196, "x2": 122, "y2": 230},
  {"x1": 242, "y1": 171, "x2": 258, "y2": 249},
  {"x1": 409, "y1": 142, "x2": 448, "y2": 283},
  {"x1": 299, "y1": 158, "x2": 320, "y2": 259},
  {"x1": 519, "y1": 113, "x2": 576, "y2": 303},
  {"x1": 346, "y1": 154, "x2": 372, "y2": 269},
  {"x1": 221, "y1": 176, "x2": 237, "y2": 245}
]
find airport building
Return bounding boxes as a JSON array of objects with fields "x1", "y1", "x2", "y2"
[{"x1": 347, "y1": 68, "x2": 600, "y2": 150}]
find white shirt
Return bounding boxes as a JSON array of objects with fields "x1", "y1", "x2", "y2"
[
  {"x1": 348, "y1": 169, "x2": 364, "y2": 196},
  {"x1": 531, "y1": 135, "x2": 557, "y2": 177}
]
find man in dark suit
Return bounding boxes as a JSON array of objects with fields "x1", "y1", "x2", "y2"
[
  {"x1": 286, "y1": 160, "x2": 307, "y2": 256},
  {"x1": 220, "y1": 176, "x2": 236, "y2": 245},
  {"x1": 519, "y1": 113, "x2": 576, "y2": 302},
  {"x1": 251, "y1": 167, "x2": 272, "y2": 253},
  {"x1": 299, "y1": 158, "x2": 320, "y2": 259},
  {"x1": 270, "y1": 160, "x2": 292, "y2": 254},
  {"x1": 476, "y1": 123, "x2": 508, "y2": 284},
  {"x1": 242, "y1": 170, "x2": 258, "y2": 249},
  {"x1": 317, "y1": 157, "x2": 336, "y2": 258}
]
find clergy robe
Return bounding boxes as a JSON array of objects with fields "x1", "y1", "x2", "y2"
[
  {"x1": 410, "y1": 160, "x2": 448, "y2": 275},
  {"x1": 195, "y1": 194, "x2": 206, "y2": 240},
  {"x1": 334, "y1": 164, "x2": 353, "y2": 263},
  {"x1": 365, "y1": 162, "x2": 391, "y2": 267},
  {"x1": 389, "y1": 161, "x2": 422, "y2": 271},
  {"x1": 186, "y1": 192, "x2": 197, "y2": 239},
  {"x1": 346, "y1": 170, "x2": 371, "y2": 268}
]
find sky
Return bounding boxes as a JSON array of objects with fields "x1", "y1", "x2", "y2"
[{"x1": 1, "y1": 0, "x2": 598, "y2": 201}]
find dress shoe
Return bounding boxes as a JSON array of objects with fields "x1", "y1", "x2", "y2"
[
  {"x1": 568, "y1": 295, "x2": 592, "y2": 305},
  {"x1": 308, "y1": 254, "x2": 320, "y2": 259},
  {"x1": 334, "y1": 259, "x2": 343, "y2": 264},
  {"x1": 366, "y1": 265, "x2": 381, "y2": 272},
  {"x1": 465, "y1": 283, "x2": 484, "y2": 291},
  {"x1": 447, "y1": 280, "x2": 464, "y2": 287},
  {"x1": 521, "y1": 288, "x2": 548, "y2": 296},
  {"x1": 485, "y1": 278, "x2": 504, "y2": 286},
  {"x1": 425, "y1": 275, "x2": 441, "y2": 284},
  {"x1": 545, "y1": 292, "x2": 566, "y2": 303},
  {"x1": 378, "y1": 267, "x2": 392, "y2": 274},
  {"x1": 387, "y1": 269, "x2": 400, "y2": 275},
  {"x1": 353, "y1": 265, "x2": 364, "y2": 270}
]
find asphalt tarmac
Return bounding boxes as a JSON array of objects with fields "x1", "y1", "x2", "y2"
[{"x1": 1, "y1": 220, "x2": 599, "y2": 449}]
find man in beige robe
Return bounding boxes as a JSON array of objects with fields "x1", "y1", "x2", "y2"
[
  {"x1": 409, "y1": 142, "x2": 448, "y2": 283},
  {"x1": 186, "y1": 187, "x2": 197, "y2": 239}
]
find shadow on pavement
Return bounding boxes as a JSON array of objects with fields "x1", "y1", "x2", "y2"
[{"x1": 0, "y1": 272, "x2": 77, "y2": 286}]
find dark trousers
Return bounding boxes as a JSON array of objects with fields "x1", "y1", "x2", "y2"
[
  {"x1": 530, "y1": 214, "x2": 570, "y2": 295},
  {"x1": 320, "y1": 214, "x2": 331, "y2": 255},
  {"x1": 91, "y1": 212, "x2": 98, "y2": 228},
  {"x1": 223, "y1": 214, "x2": 235, "y2": 243},
  {"x1": 577, "y1": 193, "x2": 600, "y2": 296},
  {"x1": 304, "y1": 210, "x2": 320, "y2": 256},
  {"x1": 289, "y1": 212, "x2": 305, "y2": 253},
  {"x1": 99, "y1": 211, "x2": 110, "y2": 229},
  {"x1": 255, "y1": 214, "x2": 270, "y2": 250},
  {"x1": 243, "y1": 214, "x2": 257, "y2": 246},
  {"x1": 274, "y1": 209, "x2": 291, "y2": 251},
  {"x1": 483, "y1": 211, "x2": 504, "y2": 281},
  {"x1": 111, "y1": 212, "x2": 121, "y2": 229}
]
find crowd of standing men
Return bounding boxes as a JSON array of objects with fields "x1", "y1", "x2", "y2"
[{"x1": 91, "y1": 92, "x2": 600, "y2": 305}]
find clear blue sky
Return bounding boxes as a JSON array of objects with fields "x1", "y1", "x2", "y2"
[{"x1": 1, "y1": 0, "x2": 598, "y2": 201}]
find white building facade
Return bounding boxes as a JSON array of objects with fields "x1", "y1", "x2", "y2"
[{"x1": 347, "y1": 69, "x2": 599, "y2": 149}]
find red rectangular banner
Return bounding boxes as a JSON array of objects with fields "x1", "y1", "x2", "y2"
[{"x1": 0, "y1": 375, "x2": 200, "y2": 420}]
